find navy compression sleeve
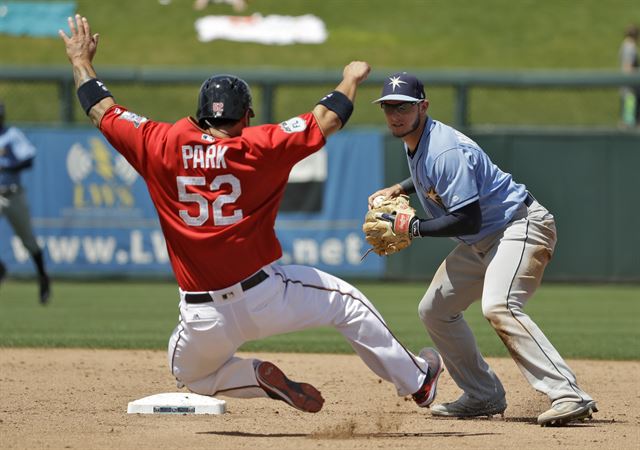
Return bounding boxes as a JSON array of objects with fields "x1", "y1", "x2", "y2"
[
  {"x1": 399, "y1": 177, "x2": 416, "y2": 195},
  {"x1": 414, "y1": 200, "x2": 482, "y2": 237}
]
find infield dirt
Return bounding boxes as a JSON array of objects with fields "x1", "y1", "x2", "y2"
[{"x1": 1, "y1": 349, "x2": 638, "y2": 449}]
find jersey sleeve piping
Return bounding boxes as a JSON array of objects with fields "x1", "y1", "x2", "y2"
[{"x1": 432, "y1": 146, "x2": 461, "y2": 160}]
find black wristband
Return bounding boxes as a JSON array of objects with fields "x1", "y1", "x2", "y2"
[
  {"x1": 399, "y1": 177, "x2": 416, "y2": 195},
  {"x1": 410, "y1": 217, "x2": 421, "y2": 238},
  {"x1": 77, "y1": 79, "x2": 113, "y2": 115},
  {"x1": 317, "y1": 90, "x2": 353, "y2": 128}
]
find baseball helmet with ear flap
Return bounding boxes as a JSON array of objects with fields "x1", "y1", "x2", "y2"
[{"x1": 196, "y1": 75, "x2": 255, "y2": 124}]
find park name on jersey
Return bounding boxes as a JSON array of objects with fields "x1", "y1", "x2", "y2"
[{"x1": 181, "y1": 144, "x2": 228, "y2": 169}]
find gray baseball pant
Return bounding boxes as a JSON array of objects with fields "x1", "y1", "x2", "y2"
[
  {"x1": 418, "y1": 200, "x2": 592, "y2": 406},
  {"x1": 0, "y1": 190, "x2": 40, "y2": 255}
]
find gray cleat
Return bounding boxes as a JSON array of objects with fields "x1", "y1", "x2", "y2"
[
  {"x1": 431, "y1": 393, "x2": 507, "y2": 418},
  {"x1": 537, "y1": 400, "x2": 598, "y2": 426}
]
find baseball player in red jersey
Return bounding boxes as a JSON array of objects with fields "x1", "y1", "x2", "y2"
[{"x1": 60, "y1": 15, "x2": 444, "y2": 413}]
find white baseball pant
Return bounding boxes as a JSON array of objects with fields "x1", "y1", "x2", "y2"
[{"x1": 168, "y1": 263, "x2": 429, "y2": 400}]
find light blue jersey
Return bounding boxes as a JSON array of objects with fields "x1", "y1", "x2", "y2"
[
  {"x1": 406, "y1": 118, "x2": 527, "y2": 245},
  {"x1": 0, "y1": 126, "x2": 36, "y2": 187}
]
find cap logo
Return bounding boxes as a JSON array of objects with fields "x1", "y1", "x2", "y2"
[
  {"x1": 373, "y1": 72, "x2": 426, "y2": 103},
  {"x1": 388, "y1": 76, "x2": 407, "y2": 92}
]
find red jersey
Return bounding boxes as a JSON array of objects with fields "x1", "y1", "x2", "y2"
[{"x1": 100, "y1": 106, "x2": 325, "y2": 291}]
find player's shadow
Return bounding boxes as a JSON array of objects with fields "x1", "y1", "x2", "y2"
[
  {"x1": 199, "y1": 431, "x2": 499, "y2": 438},
  {"x1": 504, "y1": 417, "x2": 615, "y2": 427}
]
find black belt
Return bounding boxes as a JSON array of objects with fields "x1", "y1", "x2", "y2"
[
  {"x1": 524, "y1": 192, "x2": 534, "y2": 207},
  {"x1": 184, "y1": 270, "x2": 269, "y2": 304}
]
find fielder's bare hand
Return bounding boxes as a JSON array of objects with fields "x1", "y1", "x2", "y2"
[
  {"x1": 368, "y1": 184, "x2": 405, "y2": 210},
  {"x1": 59, "y1": 14, "x2": 99, "y2": 65}
]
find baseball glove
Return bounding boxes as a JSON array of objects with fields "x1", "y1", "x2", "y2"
[{"x1": 362, "y1": 195, "x2": 416, "y2": 256}]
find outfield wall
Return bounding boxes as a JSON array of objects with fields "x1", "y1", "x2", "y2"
[{"x1": 1, "y1": 126, "x2": 638, "y2": 282}]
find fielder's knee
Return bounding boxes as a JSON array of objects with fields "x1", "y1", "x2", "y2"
[
  {"x1": 418, "y1": 294, "x2": 435, "y2": 323},
  {"x1": 481, "y1": 301, "x2": 513, "y2": 327},
  {"x1": 418, "y1": 292, "x2": 457, "y2": 327}
]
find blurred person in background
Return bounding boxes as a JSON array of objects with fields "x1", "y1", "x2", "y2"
[
  {"x1": 619, "y1": 24, "x2": 639, "y2": 128},
  {"x1": 0, "y1": 101, "x2": 51, "y2": 304},
  {"x1": 59, "y1": 15, "x2": 444, "y2": 414}
]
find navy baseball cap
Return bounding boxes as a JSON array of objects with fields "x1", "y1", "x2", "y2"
[{"x1": 373, "y1": 72, "x2": 426, "y2": 103}]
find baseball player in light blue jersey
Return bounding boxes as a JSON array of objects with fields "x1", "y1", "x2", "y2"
[
  {"x1": 0, "y1": 101, "x2": 51, "y2": 304},
  {"x1": 368, "y1": 72, "x2": 596, "y2": 426}
]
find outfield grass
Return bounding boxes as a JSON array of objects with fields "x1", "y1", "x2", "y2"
[
  {"x1": 1, "y1": 0, "x2": 639, "y2": 126},
  {"x1": 0, "y1": 279, "x2": 637, "y2": 360}
]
